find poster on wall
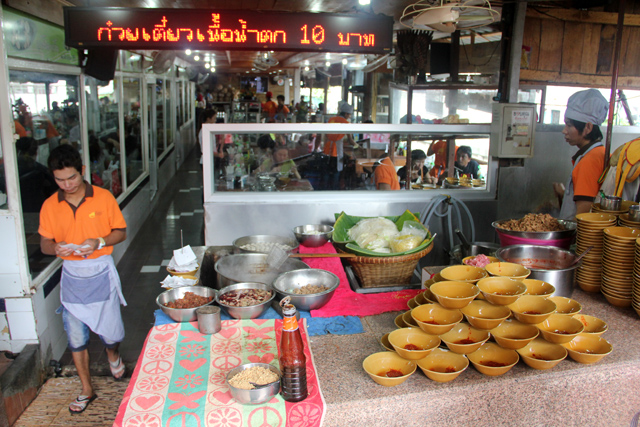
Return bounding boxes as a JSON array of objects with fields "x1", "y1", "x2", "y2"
[{"x1": 4, "y1": 8, "x2": 78, "y2": 65}]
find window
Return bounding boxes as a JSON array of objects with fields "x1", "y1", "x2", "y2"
[{"x1": 122, "y1": 77, "x2": 143, "y2": 186}]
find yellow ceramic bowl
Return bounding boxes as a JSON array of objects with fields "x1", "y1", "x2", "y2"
[
  {"x1": 380, "y1": 333, "x2": 394, "y2": 351},
  {"x1": 508, "y1": 295, "x2": 557, "y2": 324},
  {"x1": 572, "y1": 314, "x2": 608, "y2": 335},
  {"x1": 439, "y1": 323, "x2": 490, "y2": 354},
  {"x1": 394, "y1": 313, "x2": 406, "y2": 329},
  {"x1": 548, "y1": 296, "x2": 582, "y2": 316},
  {"x1": 439, "y1": 265, "x2": 488, "y2": 283},
  {"x1": 467, "y1": 342, "x2": 519, "y2": 376},
  {"x1": 167, "y1": 265, "x2": 200, "y2": 277},
  {"x1": 415, "y1": 290, "x2": 434, "y2": 305},
  {"x1": 402, "y1": 311, "x2": 419, "y2": 327},
  {"x1": 416, "y1": 348, "x2": 469, "y2": 383},
  {"x1": 407, "y1": 298, "x2": 419, "y2": 309},
  {"x1": 484, "y1": 262, "x2": 531, "y2": 280},
  {"x1": 476, "y1": 277, "x2": 527, "y2": 306},
  {"x1": 516, "y1": 338, "x2": 568, "y2": 370},
  {"x1": 388, "y1": 327, "x2": 441, "y2": 360},
  {"x1": 460, "y1": 300, "x2": 511, "y2": 330},
  {"x1": 522, "y1": 279, "x2": 555, "y2": 298},
  {"x1": 490, "y1": 318, "x2": 540, "y2": 350},
  {"x1": 362, "y1": 351, "x2": 417, "y2": 386},
  {"x1": 430, "y1": 281, "x2": 480, "y2": 309},
  {"x1": 462, "y1": 255, "x2": 499, "y2": 266},
  {"x1": 411, "y1": 304, "x2": 463, "y2": 335},
  {"x1": 537, "y1": 314, "x2": 585, "y2": 344},
  {"x1": 561, "y1": 334, "x2": 613, "y2": 364}
]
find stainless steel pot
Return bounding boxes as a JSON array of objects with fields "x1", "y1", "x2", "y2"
[
  {"x1": 450, "y1": 242, "x2": 500, "y2": 264},
  {"x1": 214, "y1": 253, "x2": 309, "y2": 290},
  {"x1": 496, "y1": 245, "x2": 578, "y2": 298}
]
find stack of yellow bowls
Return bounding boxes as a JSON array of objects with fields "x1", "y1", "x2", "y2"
[
  {"x1": 574, "y1": 213, "x2": 617, "y2": 292},
  {"x1": 618, "y1": 212, "x2": 640, "y2": 228},
  {"x1": 601, "y1": 226, "x2": 639, "y2": 307},
  {"x1": 634, "y1": 238, "x2": 640, "y2": 317},
  {"x1": 591, "y1": 200, "x2": 637, "y2": 218}
]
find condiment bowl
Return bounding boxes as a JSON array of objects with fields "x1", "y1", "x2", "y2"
[
  {"x1": 537, "y1": 314, "x2": 585, "y2": 344},
  {"x1": 467, "y1": 342, "x2": 519, "y2": 376},
  {"x1": 476, "y1": 277, "x2": 526, "y2": 306},
  {"x1": 416, "y1": 348, "x2": 469, "y2": 382},
  {"x1": 484, "y1": 262, "x2": 531, "y2": 280},
  {"x1": 156, "y1": 286, "x2": 217, "y2": 322},
  {"x1": 490, "y1": 318, "x2": 540, "y2": 350},
  {"x1": 271, "y1": 268, "x2": 340, "y2": 311},
  {"x1": 388, "y1": 327, "x2": 441, "y2": 360},
  {"x1": 216, "y1": 282, "x2": 275, "y2": 319},
  {"x1": 516, "y1": 338, "x2": 568, "y2": 370},
  {"x1": 439, "y1": 265, "x2": 488, "y2": 283},
  {"x1": 572, "y1": 314, "x2": 608, "y2": 335},
  {"x1": 522, "y1": 279, "x2": 556, "y2": 298},
  {"x1": 460, "y1": 300, "x2": 511, "y2": 330},
  {"x1": 561, "y1": 334, "x2": 613, "y2": 364},
  {"x1": 402, "y1": 311, "x2": 419, "y2": 327},
  {"x1": 226, "y1": 363, "x2": 281, "y2": 405},
  {"x1": 293, "y1": 224, "x2": 334, "y2": 248},
  {"x1": 462, "y1": 255, "x2": 499, "y2": 266},
  {"x1": 362, "y1": 351, "x2": 417, "y2": 387},
  {"x1": 411, "y1": 304, "x2": 463, "y2": 335},
  {"x1": 380, "y1": 333, "x2": 394, "y2": 351},
  {"x1": 548, "y1": 296, "x2": 582, "y2": 315},
  {"x1": 508, "y1": 295, "x2": 557, "y2": 324},
  {"x1": 439, "y1": 323, "x2": 490, "y2": 354},
  {"x1": 429, "y1": 281, "x2": 480, "y2": 309}
]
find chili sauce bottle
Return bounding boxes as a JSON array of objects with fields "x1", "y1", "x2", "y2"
[{"x1": 279, "y1": 298, "x2": 307, "y2": 402}]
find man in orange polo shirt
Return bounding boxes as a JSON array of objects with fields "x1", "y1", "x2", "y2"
[
  {"x1": 39, "y1": 145, "x2": 127, "y2": 414},
  {"x1": 322, "y1": 102, "x2": 357, "y2": 190}
]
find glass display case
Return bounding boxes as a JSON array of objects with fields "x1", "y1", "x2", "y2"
[{"x1": 232, "y1": 101, "x2": 261, "y2": 123}]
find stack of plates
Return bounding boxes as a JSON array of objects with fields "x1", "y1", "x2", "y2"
[
  {"x1": 591, "y1": 200, "x2": 638, "y2": 218},
  {"x1": 633, "y1": 238, "x2": 640, "y2": 317},
  {"x1": 618, "y1": 213, "x2": 640, "y2": 228},
  {"x1": 574, "y1": 213, "x2": 617, "y2": 292},
  {"x1": 601, "y1": 226, "x2": 640, "y2": 307}
]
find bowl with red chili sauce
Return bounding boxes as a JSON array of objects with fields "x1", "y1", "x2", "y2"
[
  {"x1": 508, "y1": 295, "x2": 557, "y2": 324},
  {"x1": 561, "y1": 334, "x2": 612, "y2": 364},
  {"x1": 416, "y1": 348, "x2": 469, "y2": 383},
  {"x1": 572, "y1": 314, "x2": 608, "y2": 336},
  {"x1": 467, "y1": 342, "x2": 519, "y2": 376},
  {"x1": 477, "y1": 277, "x2": 527, "y2": 306},
  {"x1": 490, "y1": 318, "x2": 540, "y2": 350},
  {"x1": 156, "y1": 286, "x2": 217, "y2": 322},
  {"x1": 362, "y1": 351, "x2": 417, "y2": 387},
  {"x1": 411, "y1": 303, "x2": 464, "y2": 335},
  {"x1": 388, "y1": 327, "x2": 441, "y2": 360},
  {"x1": 439, "y1": 323, "x2": 490, "y2": 354},
  {"x1": 537, "y1": 314, "x2": 585, "y2": 344},
  {"x1": 516, "y1": 338, "x2": 568, "y2": 370},
  {"x1": 430, "y1": 281, "x2": 480, "y2": 309},
  {"x1": 460, "y1": 300, "x2": 511, "y2": 330},
  {"x1": 547, "y1": 296, "x2": 582, "y2": 316}
]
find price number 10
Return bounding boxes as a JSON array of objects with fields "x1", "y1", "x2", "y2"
[{"x1": 301, "y1": 25, "x2": 325, "y2": 45}]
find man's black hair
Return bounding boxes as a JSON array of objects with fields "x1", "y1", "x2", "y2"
[
  {"x1": 566, "y1": 118, "x2": 603, "y2": 142},
  {"x1": 457, "y1": 145, "x2": 472, "y2": 158},
  {"x1": 48, "y1": 144, "x2": 82, "y2": 173},
  {"x1": 411, "y1": 149, "x2": 427, "y2": 161}
]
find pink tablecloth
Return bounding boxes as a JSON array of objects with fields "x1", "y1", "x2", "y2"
[
  {"x1": 303, "y1": 243, "x2": 422, "y2": 318},
  {"x1": 114, "y1": 319, "x2": 324, "y2": 427}
]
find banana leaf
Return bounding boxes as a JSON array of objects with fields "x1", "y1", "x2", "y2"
[{"x1": 332, "y1": 210, "x2": 433, "y2": 257}]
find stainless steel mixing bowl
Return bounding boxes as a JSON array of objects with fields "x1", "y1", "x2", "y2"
[
  {"x1": 226, "y1": 363, "x2": 281, "y2": 405},
  {"x1": 216, "y1": 282, "x2": 275, "y2": 319},
  {"x1": 156, "y1": 286, "x2": 217, "y2": 322},
  {"x1": 271, "y1": 268, "x2": 340, "y2": 311},
  {"x1": 293, "y1": 224, "x2": 334, "y2": 248},
  {"x1": 232, "y1": 235, "x2": 299, "y2": 254}
]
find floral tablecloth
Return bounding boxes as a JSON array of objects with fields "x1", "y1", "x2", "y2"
[{"x1": 114, "y1": 319, "x2": 325, "y2": 427}]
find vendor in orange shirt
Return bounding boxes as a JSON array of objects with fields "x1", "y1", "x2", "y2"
[
  {"x1": 321, "y1": 102, "x2": 358, "y2": 190},
  {"x1": 427, "y1": 139, "x2": 457, "y2": 179},
  {"x1": 261, "y1": 91, "x2": 277, "y2": 123},
  {"x1": 374, "y1": 154, "x2": 400, "y2": 190}
]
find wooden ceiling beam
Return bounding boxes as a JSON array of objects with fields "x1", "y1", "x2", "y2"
[{"x1": 526, "y1": 8, "x2": 640, "y2": 27}]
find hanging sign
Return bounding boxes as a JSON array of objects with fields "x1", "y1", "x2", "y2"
[{"x1": 64, "y1": 8, "x2": 393, "y2": 53}]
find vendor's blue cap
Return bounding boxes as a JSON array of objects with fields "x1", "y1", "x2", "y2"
[{"x1": 564, "y1": 89, "x2": 609, "y2": 125}]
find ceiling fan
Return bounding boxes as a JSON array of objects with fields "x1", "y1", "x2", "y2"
[
  {"x1": 400, "y1": 0, "x2": 500, "y2": 34},
  {"x1": 253, "y1": 51, "x2": 279, "y2": 71},
  {"x1": 151, "y1": 51, "x2": 176, "y2": 74}
]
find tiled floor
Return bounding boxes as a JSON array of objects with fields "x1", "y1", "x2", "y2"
[{"x1": 59, "y1": 148, "x2": 205, "y2": 368}]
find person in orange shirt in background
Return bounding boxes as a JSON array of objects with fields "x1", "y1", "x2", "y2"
[
  {"x1": 374, "y1": 154, "x2": 400, "y2": 190},
  {"x1": 274, "y1": 95, "x2": 290, "y2": 123},
  {"x1": 427, "y1": 139, "x2": 457, "y2": 180},
  {"x1": 261, "y1": 91, "x2": 277, "y2": 123},
  {"x1": 322, "y1": 102, "x2": 358, "y2": 190}
]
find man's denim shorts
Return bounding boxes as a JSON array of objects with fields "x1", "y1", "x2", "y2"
[{"x1": 59, "y1": 306, "x2": 118, "y2": 352}]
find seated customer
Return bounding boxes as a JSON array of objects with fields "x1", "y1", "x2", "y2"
[
  {"x1": 397, "y1": 149, "x2": 437, "y2": 184},
  {"x1": 374, "y1": 154, "x2": 400, "y2": 190},
  {"x1": 256, "y1": 146, "x2": 301, "y2": 179},
  {"x1": 455, "y1": 145, "x2": 481, "y2": 179}
]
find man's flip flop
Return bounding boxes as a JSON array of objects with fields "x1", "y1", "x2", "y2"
[
  {"x1": 69, "y1": 394, "x2": 97, "y2": 414},
  {"x1": 109, "y1": 355, "x2": 126, "y2": 380}
]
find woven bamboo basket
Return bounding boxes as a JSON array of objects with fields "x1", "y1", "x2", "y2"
[{"x1": 340, "y1": 241, "x2": 434, "y2": 288}]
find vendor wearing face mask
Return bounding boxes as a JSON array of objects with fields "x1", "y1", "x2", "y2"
[{"x1": 553, "y1": 89, "x2": 609, "y2": 219}]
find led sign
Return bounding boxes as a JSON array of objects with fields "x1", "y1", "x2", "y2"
[{"x1": 64, "y1": 8, "x2": 393, "y2": 54}]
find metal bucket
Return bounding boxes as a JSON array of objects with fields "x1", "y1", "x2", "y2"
[{"x1": 496, "y1": 245, "x2": 578, "y2": 298}]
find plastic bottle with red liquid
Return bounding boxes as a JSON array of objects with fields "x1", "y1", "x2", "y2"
[{"x1": 279, "y1": 297, "x2": 307, "y2": 402}]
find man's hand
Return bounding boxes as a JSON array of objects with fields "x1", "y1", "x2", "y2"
[
  {"x1": 75, "y1": 239, "x2": 100, "y2": 256},
  {"x1": 55, "y1": 242, "x2": 75, "y2": 257}
]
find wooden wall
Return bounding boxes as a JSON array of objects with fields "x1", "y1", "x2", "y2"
[{"x1": 521, "y1": 9, "x2": 640, "y2": 89}]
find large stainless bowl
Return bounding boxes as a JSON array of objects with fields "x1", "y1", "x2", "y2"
[
  {"x1": 216, "y1": 282, "x2": 275, "y2": 319},
  {"x1": 293, "y1": 225, "x2": 334, "y2": 248},
  {"x1": 492, "y1": 219, "x2": 577, "y2": 240},
  {"x1": 496, "y1": 245, "x2": 578, "y2": 298},
  {"x1": 226, "y1": 363, "x2": 281, "y2": 405},
  {"x1": 156, "y1": 286, "x2": 217, "y2": 322},
  {"x1": 215, "y1": 253, "x2": 309, "y2": 289},
  {"x1": 271, "y1": 268, "x2": 340, "y2": 311},
  {"x1": 232, "y1": 235, "x2": 299, "y2": 254}
]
